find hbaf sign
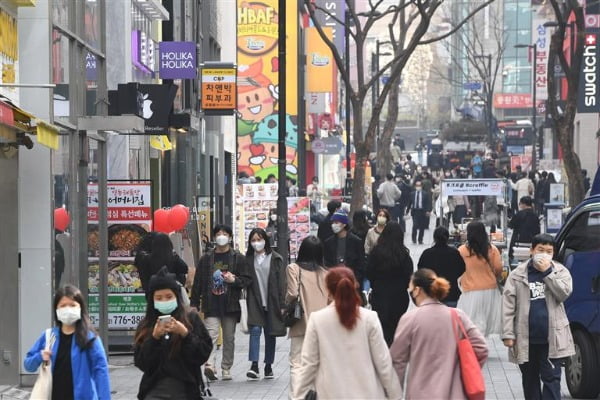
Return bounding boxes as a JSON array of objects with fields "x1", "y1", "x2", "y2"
[{"x1": 159, "y1": 41, "x2": 197, "y2": 79}]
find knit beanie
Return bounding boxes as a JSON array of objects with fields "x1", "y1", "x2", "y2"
[
  {"x1": 148, "y1": 266, "x2": 180, "y2": 295},
  {"x1": 330, "y1": 209, "x2": 349, "y2": 225}
]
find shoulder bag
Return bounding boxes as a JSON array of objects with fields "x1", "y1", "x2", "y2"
[
  {"x1": 450, "y1": 309, "x2": 485, "y2": 400},
  {"x1": 239, "y1": 288, "x2": 249, "y2": 334},
  {"x1": 30, "y1": 329, "x2": 55, "y2": 400},
  {"x1": 283, "y1": 265, "x2": 304, "y2": 327}
]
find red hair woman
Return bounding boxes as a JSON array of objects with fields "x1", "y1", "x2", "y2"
[{"x1": 292, "y1": 267, "x2": 402, "y2": 399}]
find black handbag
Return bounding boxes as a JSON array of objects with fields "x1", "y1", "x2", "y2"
[
  {"x1": 305, "y1": 389, "x2": 317, "y2": 400},
  {"x1": 284, "y1": 267, "x2": 304, "y2": 327}
]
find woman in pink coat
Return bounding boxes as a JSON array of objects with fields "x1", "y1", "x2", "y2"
[{"x1": 390, "y1": 268, "x2": 488, "y2": 399}]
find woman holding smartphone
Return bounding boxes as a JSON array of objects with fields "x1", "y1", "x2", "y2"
[
  {"x1": 134, "y1": 267, "x2": 213, "y2": 399},
  {"x1": 24, "y1": 285, "x2": 111, "y2": 400}
]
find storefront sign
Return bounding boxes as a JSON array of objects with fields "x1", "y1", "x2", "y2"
[
  {"x1": 86, "y1": 52, "x2": 97, "y2": 81},
  {"x1": 87, "y1": 181, "x2": 152, "y2": 330},
  {"x1": 131, "y1": 30, "x2": 155, "y2": 74},
  {"x1": 0, "y1": 100, "x2": 14, "y2": 126},
  {"x1": 493, "y1": 93, "x2": 532, "y2": 108},
  {"x1": 532, "y1": 5, "x2": 550, "y2": 102},
  {"x1": 442, "y1": 179, "x2": 505, "y2": 197},
  {"x1": 577, "y1": 31, "x2": 600, "y2": 113},
  {"x1": 200, "y1": 67, "x2": 236, "y2": 111},
  {"x1": 159, "y1": 41, "x2": 197, "y2": 79},
  {"x1": 306, "y1": 27, "x2": 333, "y2": 92},
  {"x1": 138, "y1": 83, "x2": 178, "y2": 133},
  {"x1": 0, "y1": 10, "x2": 18, "y2": 61}
]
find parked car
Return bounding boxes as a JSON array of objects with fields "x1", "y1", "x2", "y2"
[{"x1": 554, "y1": 192, "x2": 600, "y2": 398}]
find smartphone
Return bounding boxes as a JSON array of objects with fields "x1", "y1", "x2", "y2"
[{"x1": 158, "y1": 315, "x2": 171, "y2": 325}]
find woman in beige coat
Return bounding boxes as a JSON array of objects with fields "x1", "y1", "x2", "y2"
[
  {"x1": 293, "y1": 266, "x2": 402, "y2": 400},
  {"x1": 286, "y1": 236, "x2": 328, "y2": 397},
  {"x1": 390, "y1": 268, "x2": 488, "y2": 399}
]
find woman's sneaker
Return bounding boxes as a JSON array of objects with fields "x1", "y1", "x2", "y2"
[
  {"x1": 221, "y1": 369, "x2": 232, "y2": 381},
  {"x1": 246, "y1": 362, "x2": 259, "y2": 380},
  {"x1": 204, "y1": 366, "x2": 218, "y2": 382},
  {"x1": 264, "y1": 364, "x2": 274, "y2": 379}
]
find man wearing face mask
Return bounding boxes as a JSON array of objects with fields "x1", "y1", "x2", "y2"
[
  {"x1": 407, "y1": 180, "x2": 432, "y2": 245},
  {"x1": 502, "y1": 234, "x2": 575, "y2": 400},
  {"x1": 191, "y1": 224, "x2": 252, "y2": 382},
  {"x1": 323, "y1": 209, "x2": 366, "y2": 287}
]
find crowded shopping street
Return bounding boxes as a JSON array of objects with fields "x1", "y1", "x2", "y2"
[{"x1": 2, "y1": 0, "x2": 600, "y2": 400}]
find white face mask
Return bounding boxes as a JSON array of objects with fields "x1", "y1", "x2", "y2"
[
  {"x1": 56, "y1": 306, "x2": 81, "y2": 326},
  {"x1": 533, "y1": 253, "x2": 553, "y2": 264},
  {"x1": 331, "y1": 223, "x2": 343, "y2": 234},
  {"x1": 270, "y1": 214, "x2": 277, "y2": 222},
  {"x1": 215, "y1": 234, "x2": 230, "y2": 247},
  {"x1": 377, "y1": 216, "x2": 387, "y2": 226},
  {"x1": 252, "y1": 240, "x2": 266, "y2": 252}
]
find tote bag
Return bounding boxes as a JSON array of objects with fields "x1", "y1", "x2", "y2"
[
  {"x1": 239, "y1": 289, "x2": 249, "y2": 334},
  {"x1": 451, "y1": 309, "x2": 485, "y2": 400},
  {"x1": 30, "y1": 329, "x2": 55, "y2": 400}
]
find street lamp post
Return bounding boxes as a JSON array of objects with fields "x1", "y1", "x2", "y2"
[
  {"x1": 344, "y1": 10, "x2": 352, "y2": 196},
  {"x1": 515, "y1": 43, "x2": 538, "y2": 171}
]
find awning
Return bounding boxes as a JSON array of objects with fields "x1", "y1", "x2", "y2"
[{"x1": 0, "y1": 99, "x2": 60, "y2": 149}]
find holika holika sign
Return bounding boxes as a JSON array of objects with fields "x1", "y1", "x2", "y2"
[
  {"x1": 442, "y1": 179, "x2": 506, "y2": 197},
  {"x1": 159, "y1": 41, "x2": 197, "y2": 79}
]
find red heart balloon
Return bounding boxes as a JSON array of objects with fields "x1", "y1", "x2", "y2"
[
  {"x1": 154, "y1": 209, "x2": 173, "y2": 233},
  {"x1": 54, "y1": 208, "x2": 70, "y2": 232},
  {"x1": 168, "y1": 206, "x2": 189, "y2": 231}
]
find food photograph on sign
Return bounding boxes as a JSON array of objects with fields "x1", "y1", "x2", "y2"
[{"x1": 287, "y1": 197, "x2": 311, "y2": 258}]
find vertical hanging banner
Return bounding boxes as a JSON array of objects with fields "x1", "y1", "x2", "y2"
[
  {"x1": 236, "y1": 0, "x2": 299, "y2": 181},
  {"x1": 577, "y1": 31, "x2": 600, "y2": 113},
  {"x1": 306, "y1": 27, "x2": 334, "y2": 92},
  {"x1": 531, "y1": 2, "x2": 551, "y2": 103},
  {"x1": 200, "y1": 64, "x2": 237, "y2": 114}
]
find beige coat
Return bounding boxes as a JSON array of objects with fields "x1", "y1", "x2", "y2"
[
  {"x1": 286, "y1": 263, "x2": 328, "y2": 338},
  {"x1": 293, "y1": 305, "x2": 402, "y2": 400},
  {"x1": 390, "y1": 300, "x2": 488, "y2": 399},
  {"x1": 501, "y1": 260, "x2": 575, "y2": 364}
]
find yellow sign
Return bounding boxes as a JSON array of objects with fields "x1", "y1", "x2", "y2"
[
  {"x1": 201, "y1": 68, "x2": 237, "y2": 110},
  {"x1": 36, "y1": 120, "x2": 59, "y2": 150},
  {"x1": 0, "y1": 10, "x2": 18, "y2": 61},
  {"x1": 236, "y1": 0, "x2": 299, "y2": 181},
  {"x1": 306, "y1": 27, "x2": 334, "y2": 93}
]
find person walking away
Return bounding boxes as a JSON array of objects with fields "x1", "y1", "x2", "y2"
[
  {"x1": 135, "y1": 232, "x2": 188, "y2": 293},
  {"x1": 535, "y1": 171, "x2": 548, "y2": 216},
  {"x1": 364, "y1": 209, "x2": 390, "y2": 255},
  {"x1": 323, "y1": 209, "x2": 366, "y2": 288},
  {"x1": 24, "y1": 285, "x2": 111, "y2": 400},
  {"x1": 407, "y1": 180, "x2": 432, "y2": 245},
  {"x1": 390, "y1": 269, "x2": 488, "y2": 399},
  {"x1": 417, "y1": 226, "x2": 466, "y2": 307},
  {"x1": 511, "y1": 172, "x2": 535, "y2": 207},
  {"x1": 456, "y1": 221, "x2": 503, "y2": 336},
  {"x1": 377, "y1": 173, "x2": 402, "y2": 220},
  {"x1": 244, "y1": 228, "x2": 287, "y2": 380},
  {"x1": 448, "y1": 195, "x2": 470, "y2": 227},
  {"x1": 190, "y1": 224, "x2": 252, "y2": 381},
  {"x1": 508, "y1": 196, "x2": 540, "y2": 264},
  {"x1": 471, "y1": 152, "x2": 484, "y2": 178},
  {"x1": 265, "y1": 208, "x2": 279, "y2": 249},
  {"x1": 502, "y1": 234, "x2": 575, "y2": 400},
  {"x1": 397, "y1": 175, "x2": 412, "y2": 232},
  {"x1": 306, "y1": 176, "x2": 323, "y2": 211},
  {"x1": 133, "y1": 268, "x2": 213, "y2": 399},
  {"x1": 317, "y1": 200, "x2": 341, "y2": 244},
  {"x1": 544, "y1": 172, "x2": 557, "y2": 204},
  {"x1": 367, "y1": 222, "x2": 413, "y2": 346},
  {"x1": 286, "y1": 235, "x2": 329, "y2": 398},
  {"x1": 292, "y1": 267, "x2": 402, "y2": 400}
]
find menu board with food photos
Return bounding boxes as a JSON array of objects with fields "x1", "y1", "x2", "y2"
[
  {"x1": 287, "y1": 197, "x2": 311, "y2": 258},
  {"x1": 235, "y1": 184, "x2": 311, "y2": 259},
  {"x1": 87, "y1": 182, "x2": 152, "y2": 330}
]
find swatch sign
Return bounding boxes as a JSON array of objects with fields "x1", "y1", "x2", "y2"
[{"x1": 158, "y1": 41, "x2": 197, "y2": 79}]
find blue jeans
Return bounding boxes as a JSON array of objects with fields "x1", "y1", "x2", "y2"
[{"x1": 249, "y1": 315, "x2": 276, "y2": 364}]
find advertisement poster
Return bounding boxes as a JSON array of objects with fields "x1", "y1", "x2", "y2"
[
  {"x1": 236, "y1": 0, "x2": 299, "y2": 181},
  {"x1": 546, "y1": 208, "x2": 563, "y2": 232},
  {"x1": 87, "y1": 182, "x2": 152, "y2": 330},
  {"x1": 549, "y1": 183, "x2": 565, "y2": 204},
  {"x1": 442, "y1": 179, "x2": 506, "y2": 197},
  {"x1": 195, "y1": 196, "x2": 212, "y2": 251},
  {"x1": 287, "y1": 197, "x2": 311, "y2": 257}
]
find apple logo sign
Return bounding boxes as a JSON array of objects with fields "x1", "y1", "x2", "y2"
[{"x1": 142, "y1": 93, "x2": 153, "y2": 119}]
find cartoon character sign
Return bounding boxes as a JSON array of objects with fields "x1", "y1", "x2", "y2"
[{"x1": 236, "y1": 59, "x2": 298, "y2": 180}]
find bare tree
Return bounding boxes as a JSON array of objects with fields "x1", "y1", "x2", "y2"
[
  {"x1": 547, "y1": 0, "x2": 586, "y2": 205},
  {"x1": 304, "y1": 0, "x2": 494, "y2": 213}
]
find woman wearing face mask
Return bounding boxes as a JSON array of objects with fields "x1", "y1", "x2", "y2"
[
  {"x1": 24, "y1": 285, "x2": 111, "y2": 400},
  {"x1": 134, "y1": 267, "x2": 213, "y2": 399},
  {"x1": 265, "y1": 208, "x2": 278, "y2": 249},
  {"x1": 243, "y1": 228, "x2": 286, "y2": 380},
  {"x1": 364, "y1": 209, "x2": 391, "y2": 255},
  {"x1": 390, "y1": 269, "x2": 488, "y2": 399}
]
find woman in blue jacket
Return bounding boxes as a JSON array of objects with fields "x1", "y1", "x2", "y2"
[{"x1": 24, "y1": 285, "x2": 111, "y2": 400}]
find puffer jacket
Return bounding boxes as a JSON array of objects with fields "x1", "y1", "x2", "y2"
[{"x1": 501, "y1": 260, "x2": 575, "y2": 364}]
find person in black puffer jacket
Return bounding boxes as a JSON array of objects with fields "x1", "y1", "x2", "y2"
[
  {"x1": 134, "y1": 267, "x2": 213, "y2": 400},
  {"x1": 135, "y1": 232, "x2": 188, "y2": 294}
]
